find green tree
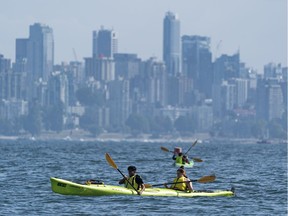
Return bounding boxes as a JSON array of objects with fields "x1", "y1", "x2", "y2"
[
  {"x1": 149, "y1": 115, "x2": 173, "y2": 133},
  {"x1": 174, "y1": 115, "x2": 195, "y2": 133},
  {"x1": 125, "y1": 114, "x2": 150, "y2": 134},
  {"x1": 76, "y1": 87, "x2": 104, "y2": 106},
  {"x1": 79, "y1": 107, "x2": 103, "y2": 136},
  {"x1": 269, "y1": 118, "x2": 286, "y2": 139},
  {"x1": 251, "y1": 120, "x2": 267, "y2": 138},
  {"x1": 23, "y1": 100, "x2": 42, "y2": 136},
  {"x1": 43, "y1": 102, "x2": 64, "y2": 133}
]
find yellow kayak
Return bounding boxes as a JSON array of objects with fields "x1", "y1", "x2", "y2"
[{"x1": 50, "y1": 177, "x2": 235, "y2": 197}]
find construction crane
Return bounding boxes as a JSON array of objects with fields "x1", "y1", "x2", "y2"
[
  {"x1": 72, "y1": 48, "x2": 78, "y2": 62},
  {"x1": 214, "y1": 40, "x2": 222, "y2": 61}
]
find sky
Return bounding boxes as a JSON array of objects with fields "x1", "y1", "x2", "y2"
[{"x1": 0, "y1": 0, "x2": 287, "y2": 73}]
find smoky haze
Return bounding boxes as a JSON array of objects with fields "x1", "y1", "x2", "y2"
[{"x1": 0, "y1": 0, "x2": 287, "y2": 72}]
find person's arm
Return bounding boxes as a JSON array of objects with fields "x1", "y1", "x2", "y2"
[
  {"x1": 172, "y1": 155, "x2": 176, "y2": 160},
  {"x1": 186, "y1": 178, "x2": 193, "y2": 192},
  {"x1": 135, "y1": 175, "x2": 145, "y2": 195},
  {"x1": 119, "y1": 176, "x2": 127, "y2": 184},
  {"x1": 138, "y1": 184, "x2": 145, "y2": 195}
]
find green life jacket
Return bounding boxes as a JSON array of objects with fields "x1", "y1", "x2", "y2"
[
  {"x1": 125, "y1": 175, "x2": 139, "y2": 190},
  {"x1": 175, "y1": 155, "x2": 183, "y2": 164}
]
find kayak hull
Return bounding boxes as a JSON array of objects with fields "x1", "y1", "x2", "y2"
[
  {"x1": 50, "y1": 177, "x2": 234, "y2": 197},
  {"x1": 174, "y1": 161, "x2": 194, "y2": 168}
]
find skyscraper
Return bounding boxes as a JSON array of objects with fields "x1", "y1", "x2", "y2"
[
  {"x1": 256, "y1": 78, "x2": 284, "y2": 121},
  {"x1": 15, "y1": 39, "x2": 28, "y2": 62},
  {"x1": 182, "y1": 35, "x2": 213, "y2": 97},
  {"x1": 93, "y1": 27, "x2": 118, "y2": 59},
  {"x1": 27, "y1": 23, "x2": 54, "y2": 83},
  {"x1": 213, "y1": 53, "x2": 240, "y2": 83},
  {"x1": 163, "y1": 11, "x2": 181, "y2": 76}
]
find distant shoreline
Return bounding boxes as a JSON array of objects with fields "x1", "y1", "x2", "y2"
[{"x1": 0, "y1": 131, "x2": 286, "y2": 144}]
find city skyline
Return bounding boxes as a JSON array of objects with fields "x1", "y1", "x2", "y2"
[{"x1": 0, "y1": 0, "x2": 287, "y2": 73}]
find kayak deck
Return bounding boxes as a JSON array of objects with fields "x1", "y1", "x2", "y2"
[
  {"x1": 50, "y1": 177, "x2": 234, "y2": 197},
  {"x1": 174, "y1": 161, "x2": 194, "y2": 168}
]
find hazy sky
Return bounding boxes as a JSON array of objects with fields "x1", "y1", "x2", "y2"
[{"x1": 0, "y1": 0, "x2": 287, "y2": 72}]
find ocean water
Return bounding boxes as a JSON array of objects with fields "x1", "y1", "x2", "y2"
[{"x1": 0, "y1": 139, "x2": 287, "y2": 215}]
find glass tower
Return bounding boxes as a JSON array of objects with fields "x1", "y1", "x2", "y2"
[
  {"x1": 93, "y1": 27, "x2": 118, "y2": 59},
  {"x1": 163, "y1": 11, "x2": 180, "y2": 76},
  {"x1": 28, "y1": 23, "x2": 54, "y2": 83}
]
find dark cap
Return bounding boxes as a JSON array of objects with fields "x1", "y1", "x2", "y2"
[
  {"x1": 177, "y1": 168, "x2": 185, "y2": 174},
  {"x1": 128, "y1": 166, "x2": 137, "y2": 171}
]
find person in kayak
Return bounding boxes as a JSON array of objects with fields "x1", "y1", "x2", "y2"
[
  {"x1": 172, "y1": 152, "x2": 183, "y2": 164},
  {"x1": 182, "y1": 155, "x2": 191, "y2": 164},
  {"x1": 173, "y1": 153, "x2": 190, "y2": 164},
  {"x1": 119, "y1": 165, "x2": 145, "y2": 195},
  {"x1": 164, "y1": 168, "x2": 193, "y2": 192}
]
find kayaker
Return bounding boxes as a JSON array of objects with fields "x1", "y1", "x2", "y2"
[
  {"x1": 172, "y1": 152, "x2": 183, "y2": 164},
  {"x1": 164, "y1": 168, "x2": 193, "y2": 192},
  {"x1": 119, "y1": 165, "x2": 145, "y2": 195},
  {"x1": 182, "y1": 155, "x2": 191, "y2": 164}
]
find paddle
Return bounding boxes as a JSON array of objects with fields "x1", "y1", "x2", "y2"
[
  {"x1": 184, "y1": 140, "x2": 198, "y2": 155},
  {"x1": 105, "y1": 153, "x2": 139, "y2": 194},
  {"x1": 144, "y1": 175, "x2": 216, "y2": 188},
  {"x1": 160, "y1": 146, "x2": 173, "y2": 153},
  {"x1": 160, "y1": 146, "x2": 203, "y2": 162}
]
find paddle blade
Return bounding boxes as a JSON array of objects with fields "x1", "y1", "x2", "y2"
[
  {"x1": 160, "y1": 146, "x2": 170, "y2": 152},
  {"x1": 105, "y1": 153, "x2": 118, "y2": 170},
  {"x1": 144, "y1": 184, "x2": 152, "y2": 188},
  {"x1": 192, "y1": 158, "x2": 203, "y2": 162},
  {"x1": 197, "y1": 175, "x2": 216, "y2": 183}
]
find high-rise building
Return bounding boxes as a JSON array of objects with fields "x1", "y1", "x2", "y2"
[
  {"x1": 27, "y1": 23, "x2": 54, "y2": 83},
  {"x1": 256, "y1": 78, "x2": 284, "y2": 121},
  {"x1": 212, "y1": 80, "x2": 236, "y2": 117},
  {"x1": 47, "y1": 72, "x2": 69, "y2": 109},
  {"x1": 108, "y1": 78, "x2": 131, "y2": 129},
  {"x1": 143, "y1": 57, "x2": 167, "y2": 106},
  {"x1": 93, "y1": 27, "x2": 118, "y2": 59},
  {"x1": 84, "y1": 57, "x2": 115, "y2": 82},
  {"x1": 15, "y1": 39, "x2": 28, "y2": 62},
  {"x1": 182, "y1": 35, "x2": 213, "y2": 97},
  {"x1": 16, "y1": 23, "x2": 54, "y2": 102},
  {"x1": 0, "y1": 54, "x2": 11, "y2": 73},
  {"x1": 213, "y1": 53, "x2": 240, "y2": 83},
  {"x1": 233, "y1": 78, "x2": 249, "y2": 108},
  {"x1": 163, "y1": 11, "x2": 181, "y2": 76},
  {"x1": 114, "y1": 53, "x2": 141, "y2": 79}
]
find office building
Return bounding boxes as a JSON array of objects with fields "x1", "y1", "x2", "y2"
[
  {"x1": 163, "y1": 11, "x2": 181, "y2": 76},
  {"x1": 182, "y1": 35, "x2": 213, "y2": 97},
  {"x1": 93, "y1": 27, "x2": 118, "y2": 59},
  {"x1": 27, "y1": 23, "x2": 54, "y2": 82},
  {"x1": 213, "y1": 53, "x2": 240, "y2": 83}
]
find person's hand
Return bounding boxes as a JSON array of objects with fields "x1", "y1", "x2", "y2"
[{"x1": 137, "y1": 190, "x2": 142, "y2": 195}]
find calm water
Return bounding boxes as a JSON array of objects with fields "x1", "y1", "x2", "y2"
[{"x1": 0, "y1": 139, "x2": 287, "y2": 215}]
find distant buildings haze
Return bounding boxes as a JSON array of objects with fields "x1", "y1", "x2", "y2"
[{"x1": 0, "y1": 12, "x2": 286, "y2": 140}]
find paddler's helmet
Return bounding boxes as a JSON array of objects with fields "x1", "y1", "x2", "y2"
[{"x1": 128, "y1": 166, "x2": 137, "y2": 171}]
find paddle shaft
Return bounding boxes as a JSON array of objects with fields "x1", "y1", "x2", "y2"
[
  {"x1": 161, "y1": 146, "x2": 202, "y2": 162},
  {"x1": 150, "y1": 180, "x2": 197, "y2": 187},
  {"x1": 184, "y1": 140, "x2": 198, "y2": 155},
  {"x1": 145, "y1": 175, "x2": 216, "y2": 188},
  {"x1": 117, "y1": 169, "x2": 139, "y2": 192},
  {"x1": 105, "y1": 153, "x2": 139, "y2": 193}
]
